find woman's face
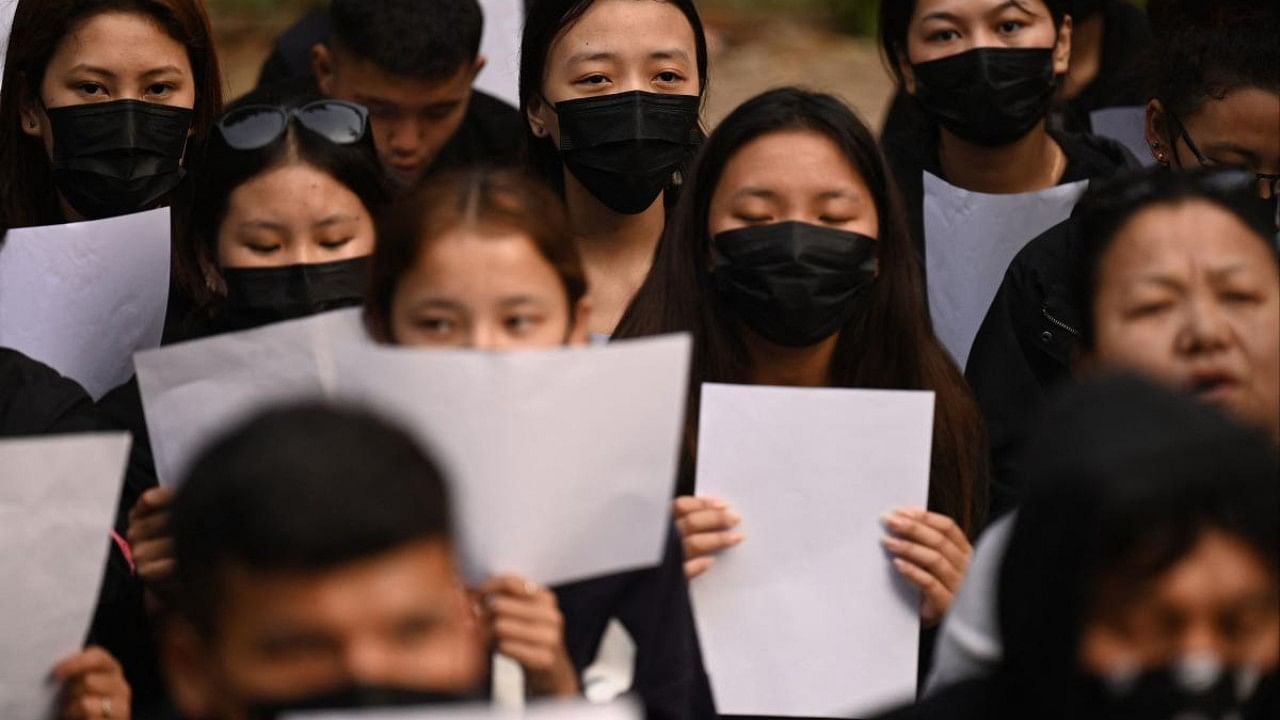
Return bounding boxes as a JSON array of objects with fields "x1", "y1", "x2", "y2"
[
  {"x1": 217, "y1": 164, "x2": 376, "y2": 269},
  {"x1": 529, "y1": 0, "x2": 699, "y2": 143},
  {"x1": 390, "y1": 229, "x2": 589, "y2": 350},
  {"x1": 1148, "y1": 88, "x2": 1280, "y2": 199},
  {"x1": 1081, "y1": 529, "x2": 1279, "y2": 673},
  {"x1": 1088, "y1": 200, "x2": 1280, "y2": 441},
  {"x1": 707, "y1": 129, "x2": 879, "y2": 240},
  {"x1": 20, "y1": 11, "x2": 196, "y2": 152},
  {"x1": 901, "y1": 0, "x2": 1069, "y2": 88}
]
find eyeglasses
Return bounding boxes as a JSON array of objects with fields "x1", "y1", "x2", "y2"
[
  {"x1": 1167, "y1": 109, "x2": 1280, "y2": 201},
  {"x1": 216, "y1": 100, "x2": 370, "y2": 151}
]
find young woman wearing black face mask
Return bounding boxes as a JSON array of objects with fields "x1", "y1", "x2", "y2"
[
  {"x1": 0, "y1": 0, "x2": 224, "y2": 319},
  {"x1": 965, "y1": 6, "x2": 1280, "y2": 514},
  {"x1": 520, "y1": 0, "x2": 707, "y2": 338},
  {"x1": 876, "y1": 375, "x2": 1280, "y2": 720},
  {"x1": 615, "y1": 89, "x2": 990, "y2": 659},
  {"x1": 878, "y1": 0, "x2": 1136, "y2": 249}
]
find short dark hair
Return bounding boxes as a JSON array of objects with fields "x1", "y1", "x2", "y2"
[
  {"x1": 330, "y1": 0, "x2": 483, "y2": 80},
  {"x1": 1074, "y1": 166, "x2": 1279, "y2": 350},
  {"x1": 1145, "y1": 4, "x2": 1280, "y2": 121},
  {"x1": 878, "y1": 0, "x2": 1068, "y2": 84},
  {"x1": 171, "y1": 403, "x2": 454, "y2": 635},
  {"x1": 366, "y1": 166, "x2": 587, "y2": 342},
  {"x1": 997, "y1": 374, "x2": 1279, "y2": 708}
]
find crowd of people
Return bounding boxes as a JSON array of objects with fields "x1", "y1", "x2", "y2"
[{"x1": 0, "y1": 0, "x2": 1276, "y2": 719}]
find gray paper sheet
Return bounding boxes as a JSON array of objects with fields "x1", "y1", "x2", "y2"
[
  {"x1": 287, "y1": 697, "x2": 641, "y2": 720},
  {"x1": 690, "y1": 384, "x2": 934, "y2": 717},
  {"x1": 0, "y1": 433, "x2": 132, "y2": 720}
]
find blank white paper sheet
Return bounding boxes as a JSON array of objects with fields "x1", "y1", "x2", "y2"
[
  {"x1": 690, "y1": 383, "x2": 935, "y2": 718},
  {"x1": 0, "y1": 433, "x2": 132, "y2": 720},
  {"x1": 0, "y1": 208, "x2": 171, "y2": 399},
  {"x1": 923, "y1": 172, "x2": 1088, "y2": 370},
  {"x1": 286, "y1": 697, "x2": 642, "y2": 720}
]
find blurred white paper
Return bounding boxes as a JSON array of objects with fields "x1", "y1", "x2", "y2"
[
  {"x1": 135, "y1": 309, "x2": 368, "y2": 486},
  {"x1": 0, "y1": 208, "x2": 171, "y2": 399},
  {"x1": 287, "y1": 697, "x2": 642, "y2": 720},
  {"x1": 475, "y1": 0, "x2": 523, "y2": 108},
  {"x1": 1091, "y1": 106, "x2": 1153, "y2": 167},
  {"x1": 0, "y1": 433, "x2": 132, "y2": 720},
  {"x1": 334, "y1": 335, "x2": 691, "y2": 587},
  {"x1": 923, "y1": 172, "x2": 1088, "y2": 369},
  {"x1": 1, "y1": 1, "x2": 16, "y2": 89},
  {"x1": 690, "y1": 384, "x2": 934, "y2": 718}
]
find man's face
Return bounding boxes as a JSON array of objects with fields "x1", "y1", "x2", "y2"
[
  {"x1": 164, "y1": 540, "x2": 488, "y2": 720},
  {"x1": 316, "y1": 44, "x2": 483, "y2": 190}
]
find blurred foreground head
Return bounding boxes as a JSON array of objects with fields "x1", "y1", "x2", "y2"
[{"x1": 163, "y1": 403, "x2": 486, "y2": 719}]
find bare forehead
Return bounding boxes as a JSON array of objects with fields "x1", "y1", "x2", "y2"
[
  {"x1": 912, "y1": 0, "x2": 1044, "y2": 21},
  {"x1": 718, "y1": 130, "x2": 868, "y2": 198},
  {"x1": 54, "y1": 11, "x2": 190, "y2": 72},
  {"x1": 551, "y1": 0, "x2": 696, "y2": 61},
  {"x1": 1106, "y1": 200, "x2": 1275, "y2": 270}
]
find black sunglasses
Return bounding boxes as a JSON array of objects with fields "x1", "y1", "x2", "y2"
[{"x1": 216, "y1": 100, "x2": 370, "y2": 151}]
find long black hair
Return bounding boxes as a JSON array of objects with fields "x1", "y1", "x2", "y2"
[
  {"x1": 518, "y1": 0, "x2": 710, "y2": 197},
  {"x1": 615, "y1": 87, "x2": 989, "y2": 533},
  {"x1": 994, "y1": 373, "x2": 1279, "y2": 714}
]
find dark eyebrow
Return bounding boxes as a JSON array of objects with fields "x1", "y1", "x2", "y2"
[
  {"x1": 921, "y1": 1, "x2": 1035, "y2": 23},
  {"x1": 239, "y1": 220, "x2": 288, "y2": 233},
  {"x1": 499, "y1": 295, "x2": 548, "y2": 308},
  {"x1": 141, "y1": 65, "x2": 185, "y2": 78},
  {"x1": 732, "y1": 187, "x2": 778, "y2": 201},
  {"x1": 650, "y1": 49, "x2": 692, "y2": 63},
  {"x1": 566, "y1": 51, "x2": 618, "y2": 65},
  {"x1": 411, "y1": 298, "x2": 465, "y2": 313},
  {"x1": 818, "y1": 189, "x2": 862, "y2": 201},
  {"x1": 67, "y1": 64, "x2": 117, "y2": 79},
  {"x1": 313, "y1": 214, "x2": 360, "y2": 229}
]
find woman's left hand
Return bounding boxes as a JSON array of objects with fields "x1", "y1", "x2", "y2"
[
  {"x1": 881, "y1": 507, "x2": 972, "y2": 628},
  {"x1": 478, "y1": 575, "x2": 580, "y2": 698},
  {"x1": 53, "y1": 646, "x2": 131, "y2": 720}
]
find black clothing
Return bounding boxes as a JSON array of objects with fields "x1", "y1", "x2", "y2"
[
  {"x1": 555, "y1": 525, "x2": 715, "y2": 720},
  {"x1": 882, "y1": 114, "x2": 1137, "y2": 263},
  {"x1": 0, "y1": 348, "x2": 167, "y2": 717},
  {"x1": 254, "y1": 8, "x2": 525, "y2": 175}
]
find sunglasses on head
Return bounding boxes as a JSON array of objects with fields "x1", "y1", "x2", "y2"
[{"x1": 216, "y1": 100, "x2": 370, "y2": 151}]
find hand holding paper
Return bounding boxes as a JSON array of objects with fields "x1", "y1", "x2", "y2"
[{"x1": 689, "y1": 383, "x2": 935, "y2": 718}]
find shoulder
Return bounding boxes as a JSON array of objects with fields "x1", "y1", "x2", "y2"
[
  {"x1": 873, "y1": 679, "x2": 1000, "y2": 720},
  {"x1": 1054, "y1": 130, "x2": 1141, "y2": 182},
  {"x1": 0, "y1": 348, "x2": 99, "y2": 436}
]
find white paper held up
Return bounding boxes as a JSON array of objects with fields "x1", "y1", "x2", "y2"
[
  {"x1": 0, "y1": 433, "x2": 132, "y2": 720},
  {"x1": 474, "y1": 0, "x2": 523, "y2": 107},
  {"x1": 0, "y1": 208, "x2": 171, "y2": 399},
  {"x1": 285, "y1": 697, "x2": 642, "y2": 720},
  {"x1": 0, "y1": 1, "x2": 16, "y2": 89},
  {"x1": 690, "y1": 384, "x2": 935, "y2": 718},
  {"x1": 135, "y1": 308, "x2": 368, "y2": 486},
  {"x1": 923, "y1": 172, "x2": 1088, "y2": 369},
  {"x1": 334, "y1": 334, "x2": 691, "y2": 587},
  {"x1": 1090, "y1": 106, "x2": 1154, "y2": 167}
]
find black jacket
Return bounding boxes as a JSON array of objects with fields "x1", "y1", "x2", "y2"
[
  {"x1": 556, "y1": 525, "x2": 716, "y2": 720},
  {"x1": 254, "y1": 8, "x2": 526, "y2": 175}
]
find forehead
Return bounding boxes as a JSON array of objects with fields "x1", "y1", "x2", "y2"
[
  {"x1": 1183, "y1": 88, "x2": 1280, "y2": 153},
  {"x1": 912, "y1": 0, "x2": 1047, "y2": 19},
  {"x1": 226, "y1": 163, "x2": 366, "y2": 218},
  {"x1": 410, "y1": 229, "x2": 566, "y2": 294},
  {"x1": 1103, "y1": 200, "x2": 1274, "y2": 274},
  {"x1": 332, "y1": 53, "x2": 472, "y2": 105},
  {"x1": 550, "y1": 0, "x2": 697, "y2": 62},
  {"x1": 715, "y1": 130, "x2": 868, "y2": 197},
  {"x1": 49, "y1": 11, "x2": 190, "y2": 73}
]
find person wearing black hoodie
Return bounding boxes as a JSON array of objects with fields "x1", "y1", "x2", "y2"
[
  {"x1": 874, "y1": 374, "x2": 1279, "y2": 720},
  {"x1": 965, "y1": 6, "x2": 1280, "y2": 512}
]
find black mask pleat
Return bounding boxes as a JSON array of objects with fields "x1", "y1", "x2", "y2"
[
  {"x1": 555, "y1": 91, "x2": 701, "y2": 215},
  {"x1": 711, "y1": 221, "x2": 878, "y2": 348},
  {"x1": 47, "y1": 99, "x2": 194, "y2": 219},
  {"x1": 911, "y1": 47, "x2": 1057, "y2": 147},
  {"x1": 246, "y1": 684, "x2": 479, "y2": 720},
  {"x1": 220, "y1": 256, "x2": 370, "y2": 331}
]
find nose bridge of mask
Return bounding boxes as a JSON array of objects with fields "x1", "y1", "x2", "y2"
[{"x1": 557, "y1": 92, "x2": 699, "y2": 149}]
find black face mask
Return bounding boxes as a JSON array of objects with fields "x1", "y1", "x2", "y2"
[
  {"x1": 245, "y1": 684, "x2": 477, "y2": 720},
  {"x1": 1080, "y1": 658, "x2": 1277, "y2": 720},
  {"x1": 555, "y1": 91, "x2": 701, "y2": 215},
  {"x1": 711, "y1": 221, "x2": 877, "y2": 348},
  {"x1": 47, "y1": 99, "x2": 194, "y2": 220},
  {"x1": 221, "y1": 256, "x2": 370, "y2": 331},
  {"x1": 911, "y1": 47, "x2": 1057, "y2": 147}
]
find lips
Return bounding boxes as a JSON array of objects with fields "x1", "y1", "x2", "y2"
[{"x1": 1186, "y1": 369, "x2": 1241, "y2": 402}]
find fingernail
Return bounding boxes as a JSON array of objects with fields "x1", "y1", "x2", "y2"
[
  {"x1": 709, "y1": 498, "x2": 727, "y2": 509},
  {"x1": 728, "y1": 532, "x2": 745, "y2": 545},
  {"x1": 892, "y1": 558, "x2": 909, "y2": 572},
  {"x1": 726, "y1": 511, "x2": 742, "y2": 525}
]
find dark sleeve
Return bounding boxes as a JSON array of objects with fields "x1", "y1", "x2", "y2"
[
  {"x1": 0, "y1": 348, "x2": 99, "y2": 436},
  {"x1": 964, "y1": 224, "x2": 1078, "y2": 517},
  {"x1": 556, "y1": 525, "x2": 715, "y2": 720},
  {"x1": 433, "y1": 91, "x2": 527, "y2": 173},
  {"x1": 96, "y1": 376, "x2": 159, "y2": 533}
]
